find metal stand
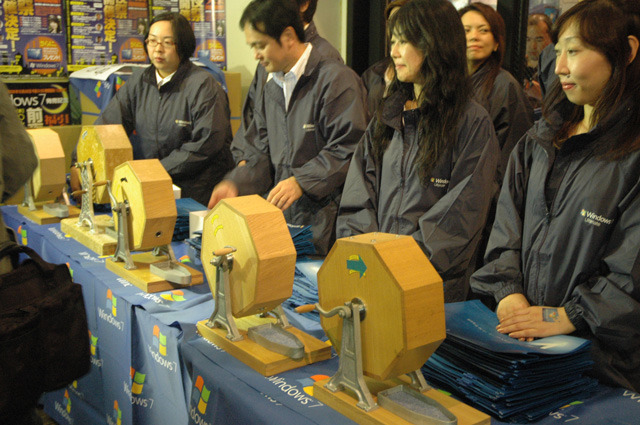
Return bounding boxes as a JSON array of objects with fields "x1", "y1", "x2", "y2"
[
  {"x1": 22, "y1": 181, "x2": 69, "y2": 218},
  {"x1": 206, "y1": 247, "x2": 305, "y2": 360},
  {"x1": 207, "y1": 247, "x2": 243, "y2": 341},
  {"x1": 22, "y1": 182, "x2": 36, "y2": 211},
  {"x1": 315, "y1": 298, "x2": 377, "y2": 412},
  {"x1": 75, "y1": 160, "x2": 96, "y2": 231},
  {"x1": 108, "y1": 184, "x2": 135, "y2": 270}
]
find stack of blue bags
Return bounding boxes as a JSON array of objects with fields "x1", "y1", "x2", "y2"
[
  {"x1": 287, "y1": 224, "x2": 315, "y2": 256},
  {"x1": 422, "y1": 300, "x2": 598, "y2": 423},
  {"x1": 284, "y1": 258, "x2": 323, "y2": 322},
  {"x1": 173, "y1": 198, "x2": 206, "y2": 241}
]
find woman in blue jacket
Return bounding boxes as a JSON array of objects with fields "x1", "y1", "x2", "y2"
[
  {"x1": 460, "y1": 3, "x2": 534, "y2": 180},
  {"x1": 471, "y1": 0, "x2": 640, "y2": 392},
  {"x1": 337, "y1": 0, "x2": 499, "y2": 302}
]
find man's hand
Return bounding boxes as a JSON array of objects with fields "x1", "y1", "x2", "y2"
[
  {"x1": 496, "y1": 306, "x2": 577, "y2": 340},
  {"x1": 266, "y1": 176, "x2": 303, "y2": 211},
  {"x1": 208, "y1": 180, "x2": 238, "y2": 209}
]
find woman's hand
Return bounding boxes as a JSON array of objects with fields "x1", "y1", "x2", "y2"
[{"x1": 497, "y1": 305, "x2": 577, "y2": 340}]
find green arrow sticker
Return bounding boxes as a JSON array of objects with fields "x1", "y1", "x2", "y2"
[{"x1": 347, "y1": 255, "x2": 367, "y2": 278}]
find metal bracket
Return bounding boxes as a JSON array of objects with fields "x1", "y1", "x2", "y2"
[
  {"x1": 316, "y1": 298, "x2": 377, "y2": 412},
  {"x1": 263, "y1": 304, "x2": 292, "y2": 328},
  {"x1": 22, "y1": 181, "x2": 36, "y2": 211},
  {"x1": 149, "y1": 244, "x2": 191, "y2": 285},
  {"x1": 407, "y1": 369, "x2": 430, "y2": 393},
  {"x1": 206, "y1": 247, "x2": 243, "y2": 341},
  {"x1": 108, "y1": 184, "x2": 135, "y2": 270},
  {"x1": 75, "y1": 159, "x2": 97, "y2": 231}
]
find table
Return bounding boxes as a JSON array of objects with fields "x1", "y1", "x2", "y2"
[{"x1": 1, "y1": 205, "x2": 638, "y2": 425}]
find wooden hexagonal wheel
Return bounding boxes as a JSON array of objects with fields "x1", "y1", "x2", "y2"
[
  {"x1": 317, "y1": 233, "x2": 446, "y2": 381},
  {"x1": 76, "y1": 124, "x2": 133, "y2": 204},
  {"x1": 201, "y1": 195, "x2": 297, "y2": 318},
  {"x1": 111, "y1": 159, "x2": 176, "y2": 251},
  {"x1": 28, "y1": 128, "x2": 66, "y2": 202}
]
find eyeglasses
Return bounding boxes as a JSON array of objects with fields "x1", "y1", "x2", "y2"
[{"x1": 145, "y1": 38, "x2": 176, "y2": 49}]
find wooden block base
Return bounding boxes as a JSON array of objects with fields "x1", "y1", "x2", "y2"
[
  {"x1": 18, "y1": 204, "x2": 81, "y2": 225},
  {"x1": 106, "y1": 252, "x2": 203, "y2": 293},
  {"x1": 313, "y1": 376, "x2": 490, "y2": 425},
  {"x1": 60, "y1": 215, "x2": 117, "y2": 255},
  {"x1": 197, "y1": 317, "x2": 332, "y2": 376}
]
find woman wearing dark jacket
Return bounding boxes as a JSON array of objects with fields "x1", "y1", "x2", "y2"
[
  {"x1": 471, "y1": 0, "x2": 640, "y2": 392},
  {"x1": 337, "y1": 0, "x2": 499, "y2": 302},
  {"x1": 460, "y1": 3, "x2": 534, "y2": 180}
]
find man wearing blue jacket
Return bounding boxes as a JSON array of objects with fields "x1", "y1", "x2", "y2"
[{"x1": 208, "y1": 0, "x2": 368, "y2": 255}]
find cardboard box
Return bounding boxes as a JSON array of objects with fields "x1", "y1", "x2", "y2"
[{"x1": 224, "y1": 71, "x2": 241, "y2": 136}]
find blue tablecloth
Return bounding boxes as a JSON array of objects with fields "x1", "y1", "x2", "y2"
[{"x1": 1, "y1": 205, "x2": 638, "y2": 425}]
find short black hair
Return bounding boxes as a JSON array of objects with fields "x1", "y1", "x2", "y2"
[
  {"x1": 240, "y1": 0, "x2": 305, "y2": 44},
  {"x1": 145, "y1": 12, "x2": 196, "y2": 63},
  {"x1": 295, "y1": 0, "x2": 317, "y2": 24}
]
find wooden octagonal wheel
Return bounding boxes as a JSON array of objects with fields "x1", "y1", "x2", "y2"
[
  {"x1": 76, "y1": 124, "x2": 133, "y2": 204},
  {"x1": 201, "y1": 195, "x2": 297, "y2": 318},
  {"x1": 110, "y1": 159, "x2": 176, "y2": 251},
  {"x1": 317, "y1": 232, "x2": 446, "y2": 381},
  {"x1": 27, "y1": 128, "x2": 66, "y2": 202}
]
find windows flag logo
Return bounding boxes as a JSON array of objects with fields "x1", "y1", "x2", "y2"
[
  {"x1": 130, "y1": 368, "x2": 146, "y2": 395},
  {"x1": 153, "y1": 325, "x2": 167, "y2": 356},
  {"x1": 106, "y1": 289, "x2": 117, "y2": 316},
  {"x1": 160, "y1": 289, "x2": 186, "y2": 302},
  {"x1": 297, "y1": 374, "x2": 330, "y2": 396},
  {"x1": 113, "y1": 400, "x2": 122, "y2": 425},
  {"x1": 89, "y1": 331, "x2": 98, "y2": 356},
  {"x1": 63, "y1": 390, "x2": 71, "y2": 413},
  {"x1": 192, "y1": 375, "x2": 211, "y2": 415}
]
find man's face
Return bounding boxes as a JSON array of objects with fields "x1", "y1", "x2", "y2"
[
  {"x1": 526, "y1": 21, "x2": 552, "y2": 68},
  {"x1": 244, "y1": 23, "x2": 291, "y2": 73}
]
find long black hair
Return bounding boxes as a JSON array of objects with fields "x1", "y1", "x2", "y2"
[
  {"x1": 459, "y1": 3, "x2": 506, "y2": 101},
  {"x1": 372, "y1": 0, "x2": 470, "y2": 183},
  {"x1": 544, "y1": 0, "x2": 640, "y2": 158}
]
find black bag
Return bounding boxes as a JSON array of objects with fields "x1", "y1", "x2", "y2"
[{"x1": 0, "y1": 241, "x2": 91, "y2": 419}]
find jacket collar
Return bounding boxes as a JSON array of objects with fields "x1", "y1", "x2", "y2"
[
  {"x1": 304, "y1": 21, "x2": 319, "y2": 44},
  {"x1": 379, "y1": 88, "x2": 411, "y2": 132},
  {"x1": 142, "y1": 60, "x2": 194, "y2": 90},
  {"x1": 531, "y1": 97, "x2": 635, "y2": 155}
]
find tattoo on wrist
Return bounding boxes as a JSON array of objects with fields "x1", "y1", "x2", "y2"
[{"x1": 542, "y1": 308, "x2": 560, "y2": 323}]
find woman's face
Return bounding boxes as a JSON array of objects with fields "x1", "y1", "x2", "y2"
[
  {"x1": 390, "y1": 32, "x2": 424, "y2": 85},
  {"x1": 554, "y1": 22, "x2": 612, "y2": 107},
  {"x1": 461, "y1": 11, "x2": 498, "y2": 67}
]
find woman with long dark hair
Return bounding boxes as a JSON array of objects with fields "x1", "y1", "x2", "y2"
[
  {"x1": 471, "y1": 0, "x2": 640, "y2": 392},
  {"x1": 337, "y1": 0, "x2": 499, "y2": 302},
  {"x1": 460, "y1": 3, "x2": 534, "y2": 179}
]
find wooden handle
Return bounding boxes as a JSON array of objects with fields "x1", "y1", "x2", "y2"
[
  {"x1": 295, "y1": 304, "x2": 316, "y2": 314},
  {"x1": 94, "y1": 180, "x2": 108, "y2": 187},
  {"x1": 213, "y1": 247, "x2": 234, "y2": 256},
  {"x1": 71, "y1": 189, "x2": 87, "y2": 197}
]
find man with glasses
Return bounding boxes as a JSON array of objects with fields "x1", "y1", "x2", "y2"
[{"x1": 94, "y1": 12, "x2": 234, "y2": 206}]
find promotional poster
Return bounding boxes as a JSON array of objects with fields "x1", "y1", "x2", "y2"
[
  {"x1": 0, "y1": 0, "x2": 67, "y2": 76},
  {"x1": 150, "y1": 0, "x2": 226, "y2": 69},
  {"x1": 66, "y1": 0, "x2": 149, "y2": 72}
]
